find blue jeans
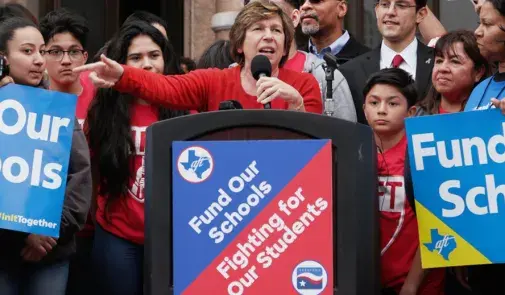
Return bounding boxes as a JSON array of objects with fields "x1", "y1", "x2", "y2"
[
  {"x1": 0, "y1": 260, "x2": 69, "y2": 295},
  {"x1": 93, "y1": 225, "x2": 143, "y2": 295}
]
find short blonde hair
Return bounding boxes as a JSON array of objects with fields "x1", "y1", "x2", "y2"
[{"x1": 229, "y1": 0, "x2": 294, "y2": 67}]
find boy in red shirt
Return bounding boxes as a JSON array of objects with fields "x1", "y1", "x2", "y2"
[
  {"x1": 40, "y1": 8, "x2": 95, "y2": 295},
  {"x1": 362, "y1": 68, "x2": 445, "y2": 295}
]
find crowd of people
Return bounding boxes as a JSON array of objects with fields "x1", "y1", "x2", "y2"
[{"x1": 0, "y1": 0, "x2": 504, "y2": 294}]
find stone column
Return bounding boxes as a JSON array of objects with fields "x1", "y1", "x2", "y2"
[
  {"x1": 212, "y1": 0, "x2": 243, "y2": 40},
  {"x1": 184, "y1": 0, "x2": 217, "y2": 60},
  {"x1": 1, "y1": 0, "x2": 39, "y2": 18},
  {"x1": 184, "y1": 0, "x2": 243, "y2": 61}
]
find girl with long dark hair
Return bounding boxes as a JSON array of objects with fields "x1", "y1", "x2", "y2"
[{"x1": 86, "y1": 21, "x2": 187, "y2": 295}]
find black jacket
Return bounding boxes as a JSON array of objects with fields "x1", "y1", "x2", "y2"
[
  {"x1": 301, "y1": 33, "x2": 370, "y2": 67},
  {"x1": 339, "y1": 40, "x2": 434, "y2": 124},
  {"x1": 334, "y1": 34, "x2": 371, "y2": 66},
  {"x1": 0, "y1": 120, "x2": 92, "y2": 265}
]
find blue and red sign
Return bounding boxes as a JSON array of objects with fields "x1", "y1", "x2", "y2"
[{"x1": 172, "y1": 140, "x2": 333, "y2": 295}]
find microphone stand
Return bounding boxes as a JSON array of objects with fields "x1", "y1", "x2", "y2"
[{"x1": 322, "y1": 53, "x2": 338, "y2": 117}]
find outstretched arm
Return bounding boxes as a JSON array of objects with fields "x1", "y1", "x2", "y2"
[{"x1": 74, "y1": 55, "x2": 217, "y2": 110}]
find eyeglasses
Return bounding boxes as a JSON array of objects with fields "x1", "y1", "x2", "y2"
[
  {"x1": 376, "y1": 0, "x2": 417, "y2": 10},
  {"x1": 42, "y1": 49, "x2": 86, "y2": 62}
]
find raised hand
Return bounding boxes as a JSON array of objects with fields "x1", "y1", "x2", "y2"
[{"x1": 73, "y1": 54, "x2": 124, "y2": 88}]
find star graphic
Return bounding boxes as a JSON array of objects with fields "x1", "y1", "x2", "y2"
[{"x1": 299, "y1": 280, "x2": 306, "y2": 287}]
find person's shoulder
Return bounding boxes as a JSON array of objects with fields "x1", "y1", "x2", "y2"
[
  {"x1": 301, "y1": 51, "x2": 324, "y2": 67},
  {"x1": 474, "y1": 76, "x2": 494, "y2": 90},
  {"x1": 467, "y1": 76, "x2": 494, "y2": 99},
  {"x1": 339, "y1": 50, "x2": 373, "y2": 72},
  {"x1": 465, "y1": 76, "x2": 494, "y2": 111},
  {"x1": 280, "y1": 67, "x2": 317, "y2": 83},
  {"x1": 348, "y1": 35, "x2": 370, "y2": 56}
]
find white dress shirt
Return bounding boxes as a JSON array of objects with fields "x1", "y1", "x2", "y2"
[{"x1": 380, "y1": 38, "x2": 418, "y2": 80}]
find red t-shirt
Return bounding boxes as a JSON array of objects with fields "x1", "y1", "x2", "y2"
[
  {"x1": 283, "y1": 51, "x2": 307, "y2": 73},
  {"x1": 438, "y1": 105, "x2": 449, "y2": 114},
  {"x1": 114, "y1": 65, "x2": 322, "y2": 114},
  {"x1": 75, "y1": 71, "x2": 96, "y2": 237},
  {"x1": 378, "y1": 135, "x2": 445, "y2": 293},
  {"x1": 95, "y1": 103, "x2": 158, "y2": 244},
  {"x1": 76, "y1": 71, "x2": 95, "y2": 126}
]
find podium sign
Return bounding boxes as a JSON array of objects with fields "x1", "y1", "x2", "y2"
[
  {"x1": 172, "y1": 139, "x2": 333, "y2": 295},
  {"x1": 406, "y1": 109, "x2": 505, "y2": 268}
]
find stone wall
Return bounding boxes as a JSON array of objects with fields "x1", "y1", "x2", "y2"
[
  {"x1": 1, "y1": 0, "x2": 40, "y2": 18},
  {"x1": 184, "y1": 0, "x2": 244, "y2": 62}
]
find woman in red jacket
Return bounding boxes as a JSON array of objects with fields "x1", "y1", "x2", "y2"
[{"x1": 75, "y1": 0, "x2": 323, "y2": 114}]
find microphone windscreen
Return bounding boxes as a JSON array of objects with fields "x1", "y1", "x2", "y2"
[
  {"x1": 251, "y1": 55, "x2": 272, "y2": 80},
  {"x1": 218, "y1": 100, "x2": 243, "y2": 110}
]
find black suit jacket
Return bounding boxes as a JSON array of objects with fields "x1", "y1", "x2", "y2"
[
  {"x1": 339, "y1": 40, "x2": 434, "y2": 124},
  {"x1": 301, "y1": 33, "x2": 370, "y2": 66},
  {"x1": 335, "y1": 34, "x2": 370, "y2": 66}
]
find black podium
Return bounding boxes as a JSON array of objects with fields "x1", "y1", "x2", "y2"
[{"x1": 144, "y1": 110, "x2": 379, "y2": 295}]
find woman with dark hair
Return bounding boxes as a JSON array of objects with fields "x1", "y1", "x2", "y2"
[
  {"x1": 0, "y1": 17, "x2": 91, "y2": 295},
  {"x1": 0, "y1": 17, "x2": 45, "y2": 87},
  {"x1": 467, "y1": 0, "x2": 505, "y2": 111},
  {"x1": 122, "y1": 10, "x2": 169, "y2": 39},
  {"x1": 86, "y1": 21, "x2": 187, "y2": 295},
  {"x1": 418, "y1": 30, "x2": 488, "y2": 115},
  {"x1": 413, "y1": 30, "x2": 488, "y2": 295},
  {"x1": 197, "y1": 39, "x2": 234, "y2": 69}
]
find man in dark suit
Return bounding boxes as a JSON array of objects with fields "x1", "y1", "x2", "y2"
[
  {"x1": 339, "y1": 0, "x2": 434, "y2": 124},
  {"x1": 299, "y1": 0, "x2": 370, "y2": 66}
]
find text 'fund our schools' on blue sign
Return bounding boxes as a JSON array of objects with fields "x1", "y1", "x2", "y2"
[
  {"x1": 0, "y1": 84, "x2": 77, "y2": 237},
  {"x1": 172, "y1": 140, "x2": 333, "y2": 295},
  {"x1": 406, "y1": 109, "x2": 505, "y2": 269}
]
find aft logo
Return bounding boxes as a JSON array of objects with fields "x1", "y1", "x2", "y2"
[
  {"x1": 378, "y1": 176, "x2": 406, "y2": 213},
  {"x1": 292, "y1": 261, "x2": 328, "y2": 295},
  {"x1": 424, "y1": 228, "x2": 457, "y2": 261},
  {"x1": 177, "y1": 146, "x2": 214, "y2": 183}
]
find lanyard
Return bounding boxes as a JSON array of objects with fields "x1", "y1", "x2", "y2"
[{"x1": 477, "y1": 74, "x2": 505, "y2": 109}]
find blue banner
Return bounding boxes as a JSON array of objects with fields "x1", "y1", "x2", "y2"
[
  {"x1": 0, "y1": 84, "x2": 77, "y2": 237},
  {"x1": 406, "y1": 109, "x2": 505, "y2": 268},
  {"x1": 172, "y1": 140, "x2": 333, "y2": 295}
]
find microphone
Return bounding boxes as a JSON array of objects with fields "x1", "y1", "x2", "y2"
[
  {"x1": 218, "y1": 100, "x2": 243, "y2": 110},
  {"x1": 251, "y1": 55, "x2": 272, "y2": 109}
]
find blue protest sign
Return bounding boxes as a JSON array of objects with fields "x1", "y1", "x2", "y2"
[
  {"x1": 0, "y1": 84, "x2": 76, "y2": 237},
  {"x1": 172, "y1": 140, "x2": 333, "y2": 295},
  {"x1": 406, "y1": 109, "x2": 505, "y2": 268}
]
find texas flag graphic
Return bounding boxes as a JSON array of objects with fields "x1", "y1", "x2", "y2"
[
  {"x1": 297, "y1": 267, "x2": 324, "y2": 289},
  {"x1": 172, "y1": 140, "x2": 333, "y2": 295}
]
